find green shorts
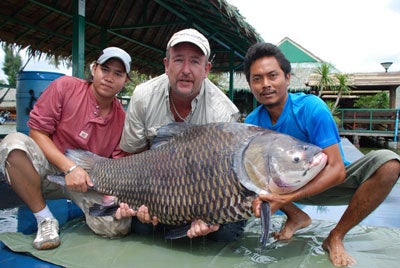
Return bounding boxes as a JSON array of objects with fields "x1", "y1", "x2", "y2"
[{"x1": 298, "y1": 149, "x2": 400, "y2": 205}]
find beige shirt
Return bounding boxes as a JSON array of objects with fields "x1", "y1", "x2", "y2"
[{"x1": 120, "y1": 74, "x2": 239, "y2": 153}]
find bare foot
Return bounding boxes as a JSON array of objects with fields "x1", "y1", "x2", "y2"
[
  {"x1": 322, "y1": 232, "x2": 356, "y2": 267},
  {"x1": 273, "y1": 209, "x2": 311, "y2": 240}
]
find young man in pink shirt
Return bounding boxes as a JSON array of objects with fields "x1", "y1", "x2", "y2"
[{"x1": 0, "y1": 47, "x2": 132, "y2": 250}]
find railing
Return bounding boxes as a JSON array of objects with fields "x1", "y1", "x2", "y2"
[{"x1": 337, "y1": 108, "x2": 399, "y2": 141}]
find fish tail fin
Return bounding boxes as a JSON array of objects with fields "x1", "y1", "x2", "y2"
[
  {"x1": 164, "y1": 224, "x2": 191, "y2": 240},
  {"x1": 89, "y1": 202, "x2": 120, "y2": 217}
]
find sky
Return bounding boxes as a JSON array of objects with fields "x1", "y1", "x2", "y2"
[
  {"x1": 1, "y1": 0, "x2": 400, "y2": 82},
  {"x1": 228, "y1": 0, "x2": 400, "y2": 73},
  {"x1": 0, "y1": 48, "x2": 71, "y2": 82}
]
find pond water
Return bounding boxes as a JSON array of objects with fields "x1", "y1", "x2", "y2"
[
  {"x1": 0, "y1": 122, "x2": 16, "y2": 134},
  {"x1": 0, "y1": 208, "x2": 18, "y2": 233}
]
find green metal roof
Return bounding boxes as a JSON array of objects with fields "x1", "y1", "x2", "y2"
[{"x1": 277, "y1": 37, "x2": 322, "y2": 63}]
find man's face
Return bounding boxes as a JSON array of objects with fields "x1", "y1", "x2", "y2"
[
  {"x1": 91, "y1": 58, "x2": 128, "y2": 99},
  {"x1": 164, "y1": 42, "x2": 211, "y2": 98},
  {"x1": 249, "y1": 56, "x2": 290, "y2": 108}
]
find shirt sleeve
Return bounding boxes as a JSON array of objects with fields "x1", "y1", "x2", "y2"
[
  {"x1": 119, "y1": 86, "x2": 149, "y2": 153},
  {"x1": 28, "y1": 78, "x2": 64, "y2": 134},
  {"x1": 203, "y1": 78, "x2": 240, "y2": 123},
  {"x1": 305, "y1": 98, "x2": 341, "y2": 149}
]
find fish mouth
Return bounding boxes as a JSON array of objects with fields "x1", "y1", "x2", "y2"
[
  {"x1": 303, "y1": 152, "x2": 327, "y2": 176},
  {"x1": 269, "y1": 152, "x2": 328, "y2": 193},
  {"x1": 270, "y1": 178, "x2": 295, "y2": 189},
  {"x1": 268, "y1": 177, "x2": 300, "y2": 194},
  {"x1": 310, "y1": 152, "x2": 327, "y2": 168}
]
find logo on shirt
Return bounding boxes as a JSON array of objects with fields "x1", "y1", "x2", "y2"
[{"x1": 79, "y1": 131, "x2": 88, "y2": 139}]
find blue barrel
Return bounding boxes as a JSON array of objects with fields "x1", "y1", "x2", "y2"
[{"x1": 16, "y1": 71, "x2": 65, "y2": 134}]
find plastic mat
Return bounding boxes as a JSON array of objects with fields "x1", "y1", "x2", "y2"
[{"x1": 1, "y1": 215, "x2": 399, "y2": 268}]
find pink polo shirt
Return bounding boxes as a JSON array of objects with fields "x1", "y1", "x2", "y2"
[{"x1": 28, "y1": 76, "x2": 126, "y2": 159}]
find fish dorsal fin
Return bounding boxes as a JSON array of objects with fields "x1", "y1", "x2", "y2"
[{"x1": 151, "y1": 122, "x2": 193, "y2": 149}]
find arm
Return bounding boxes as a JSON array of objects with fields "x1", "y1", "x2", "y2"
[
  {"x1": 30, "y1": 129, "x2": 93, "y2": 192},
  {"x1": 253, "y1": 143, "x2": 346, "y2": 216}
]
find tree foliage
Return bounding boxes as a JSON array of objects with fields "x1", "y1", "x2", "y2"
[
  {"x1": 331, "y1": 72, "x2": 351, "y2": 111},
  {"x1": 314, "y1": 62, "x2": 334, "y2": 97},
  {"x1": 1, "y1": 44, "x2": 22, "y2": 87},
  {"x1": 312, "y1": 62, "x2": 351, "y2": 112},
  {"x1": 208, "y1": 72, "x2": 227, "y2": 91},
  {"x1": 354, "y1": 92, "x2": 389, "y2": 108},
  {"x1": 117, "y1": 70, "x2": 152, "y2": 97}
]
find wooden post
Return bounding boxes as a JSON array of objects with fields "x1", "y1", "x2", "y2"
[{"x1": 352, "y1": 135, "x2": 360, "y2": 148}]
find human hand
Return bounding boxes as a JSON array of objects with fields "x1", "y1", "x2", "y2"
[
  {"x1": 136, "y1": 205, "x2": 158, "y2": 226},
  {"x1": 65, "y1": 166, "x2": 93, "y2": 192},
  {"x1": 252, "y1": 193, "x2": 290, "y2": 217},
  {"x1": 114, "y1": 202, "x2": 136, "y2": 220},
  {"x1": 187, "y1": 219, "x2": 219, "y2": 238}
]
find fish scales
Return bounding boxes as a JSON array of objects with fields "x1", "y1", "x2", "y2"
[
  {"x1": 89, "y1": 124, "x2": 256, "y2": 225},
  {"x1": 55, "y1": 122, "x2": 327, "y2": 228}
]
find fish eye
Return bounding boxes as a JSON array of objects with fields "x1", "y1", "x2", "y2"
[
  {"x1": 292, "y1": 156, "x2": 300, "y2": 163},
  {"x1": 291, "y1": 152, "x2": 302, "y2": 163}
]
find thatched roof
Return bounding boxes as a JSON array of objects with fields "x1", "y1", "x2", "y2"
[
  {"x1": 307, "y1": 72, "x2": 400, "y2": 89},
  {"x1": 0, "y1": 0, "x2": 262, "y2": 75}
]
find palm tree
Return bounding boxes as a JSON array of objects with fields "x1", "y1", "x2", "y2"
[
  {"x1": 312, "y1": 62, "x2": 351, "y2": 127},
  {"x1": 332, "y1": 73, "x2": 351, "y2": 111},
  {"x1": 314, "y1": 62, "x2": 334, "y2": 97}
]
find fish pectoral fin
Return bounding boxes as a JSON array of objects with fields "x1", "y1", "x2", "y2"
[
  {"x1": 89, "y1": 202, "x2": 119, "y2": 217},
  {"x1": 164, "y1": 224, "x2": 191, "y2": 240},
  {"x1": 259, "y1": 201, "x2": 271, "y2": 247},
  {"x1": 47, "y1": 174, "x2": 66, "y2": 186}
]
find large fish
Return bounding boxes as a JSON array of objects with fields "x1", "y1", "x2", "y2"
[{"x1": 49, "y1": 122, "x2": 327, "y2": 245}]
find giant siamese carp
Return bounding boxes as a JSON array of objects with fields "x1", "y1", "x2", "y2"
[{"x1": 49, "y1": 122, "x2": 327, "y2": 246}]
